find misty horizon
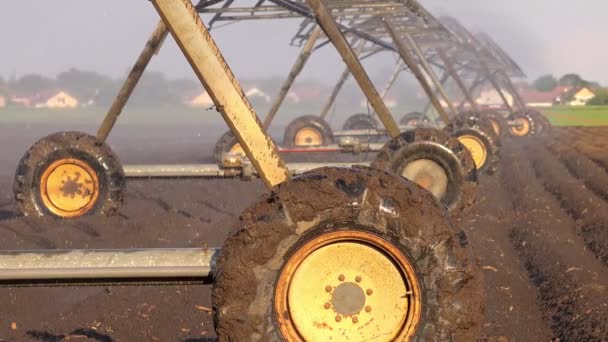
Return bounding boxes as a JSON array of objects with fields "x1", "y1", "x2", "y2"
[{"x1": 1, "y1": 1, "x2": 607, "y2": 85}]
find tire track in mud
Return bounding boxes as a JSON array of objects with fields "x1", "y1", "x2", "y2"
[
  {"x1": 501, "y1": 141, "x2": 608, "y2": 340},
  {"x1": 528, "y1": 141, "x2": 608, "y2": 266},
  {"x1": 546, "y1": 140, "x2": 608, "y2": 201}
]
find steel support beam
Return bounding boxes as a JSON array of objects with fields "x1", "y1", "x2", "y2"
[
  {"x1": 497, "y1": 70, "x2": 527, "y2": 111},
  {"x1": 97, "y1": 20, "x2": 169, "y2": 141},
  {"x1": 380, "y1": 59, "x2": 404, "y2": 99},
  {"x1": 404, "y1": 33, "x2": 458, "y2": 117},
  {"x1": 306, "y1": 0, "x2": 400, "y2": 138},
  {"x1": 383, "y1": 19, "x2": 451, "y2": 124},
  {"x1": 152, "y1": 0, "x2": 289, "y2": 188},
  {"x1": 123, "y1": 161, "x2": 373, "y2": 178},
  {"x1": 422, "y1": 71, "x2": 450, "y2": 115},
  {"x1": 263, "y1": 25, "x2": 323, "y2": 129},
  {"x1": 485, "y1": 71, "x2": 515, "y2": 112},
  {"x1": 437, "y1": 50, "x2": 481, "y2": 114},
  {"x1": 318, "y1": 39, "x2": 365, "y2": 120},
  {"x1": 0, "y1": 248, "x2": 218, "y2": 280}
]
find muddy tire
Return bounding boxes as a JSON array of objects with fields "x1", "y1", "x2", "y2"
[
  {"x1": 342, "y1": 113, "x2": 377, "y2": 131},
  {"x1": 14, "y1": 131, "x2": 125, "y2": 218},
  {"x1": 451, "y1": 127, "x2": 497, "y2": 175},
  {"x1": 282, "y1": 115, "x2": 334, "y2": 147},
  {"x1": 528, "y1": 110, "x2": 551, "y2": 136},
  {"x1": 213, "y1": 131, "x2": 244, "y2": 164},
  {"x1": 371, "y1": 128, "x2": 477, "y2": 213},
  {"x1": 400, "y1": 111, "x2": 428, "y2": 127},
  {"x1": 212, "y1": 166, "x2": 483, "y2": 341},
  {"x1": 484, "y1": 111, "x2": 509, "y2": 140},
  {"x1": 508, "y1": 111, "x2": 537, "y2": 137}
]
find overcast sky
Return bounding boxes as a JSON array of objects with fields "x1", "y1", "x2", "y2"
[{"x1": 1, "y1": 1, "x2": 606, "y2": 85}]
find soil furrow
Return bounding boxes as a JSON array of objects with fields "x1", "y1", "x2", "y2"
[
  {"x1": 546, "y1": 140, "x2": 608, "y2": 201},
  {"x1": 528, "y1": 142, "x2": 608, "y2": 266},
  {"x1": 501, "y1": 142, "x2": 608, "y2": 340}
]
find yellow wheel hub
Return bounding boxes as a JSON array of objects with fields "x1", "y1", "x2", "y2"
[
  {"x1": 40, "y1": 158, "x2": 99, "y2": 218},
  {"x1": 458, "y1": 135, "x2": 488, "y2": 170},
  {"x1": 294, "y1": 127, "x2": 323, "y2": 146},
  {"x1": 489, "y1": 119, "x2": 501, "y2": 136},
  {"x1": 510, "y1": 117, "x2": 530, "y2": 136},
  {"x1": 402, "y1": 159, "x2": 448, "y2": 200},
  {"x1": 275, "y1": 230, "x2": 421, "y2": 342}
]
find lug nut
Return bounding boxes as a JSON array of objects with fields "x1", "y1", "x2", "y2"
[
  {"x1": 366, "y1": 289, "x2": 373, "y2": 296},
  {"x1": 325, "y1": 285, "x2": 332, "y2": 293},
  {"x1": 365, "y1": 305, "x2": 372, "y2": 313},
  {"x1": 324, "y1": 302, "x2": 331, "y2": 310},
  {"x1": 338, "y1": 274, "x2": 345, "y2": 281},
  {"x1": 335, "y1": 315, "x2": 342, "y2": 323},
  {"x1": 352, "y1": 316, "x2": 359, "y2": 324},
  {"x1": 355, "y1": 276, "x2": 362, "y2": 283}
]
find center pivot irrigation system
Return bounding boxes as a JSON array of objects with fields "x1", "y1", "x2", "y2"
[{"x1": 1, "y1": 0, "x2": 557, "y2": 339}]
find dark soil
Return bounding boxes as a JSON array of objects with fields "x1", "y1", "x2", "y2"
[{"x1": 0, "y1": 124, "x2": 607, "y2": 341}]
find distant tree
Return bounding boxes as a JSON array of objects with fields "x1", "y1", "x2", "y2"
[
  {"x1": 10, "y1": 74, "x2": 55, "y2": 96},
  {"x1": 558, "y1": 73, "x2": 599, "y2": 89},
  {"x1": 56, "y1": 68, "x2": 113, "y2": 103},
  {"x1": 588, "y1": 89, "x2": 608, "y2": 106},
  {"x1": 532, "y1": 75, "x2": 558, "y2": 92},
  {"x1": 559, "y1": 73, "x2": 583, "y2": 87}
]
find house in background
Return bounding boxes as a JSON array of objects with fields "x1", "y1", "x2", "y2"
[
  {"x1": 519, "y1": 86, "x2": 571, "y2": 107},
  {"x1": 475, "y1": 88, "x2": 514, "y2": 109},
  {"x1": 32, "y1": 90, "x2": 79, "y2": 109},
  {"x1": 564, "y1": 87, "x2": 596, "y2": 106},
  {"x1": 0, "y1": 94, "x2": 6, "y2": 108}
]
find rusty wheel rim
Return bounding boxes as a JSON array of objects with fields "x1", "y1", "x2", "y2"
[
  {"x1": 294, "y1": 127, "x2": 323, "y2": 146},
  {"x1": 275, "y1": 230, "x2": 422, "y2": 341},
  {"x1": 510, "y1": 117, "x2": 531, "y2": 137},
  {"x1": 40, "y1": 158, "x2": 99, "y2": 218}
]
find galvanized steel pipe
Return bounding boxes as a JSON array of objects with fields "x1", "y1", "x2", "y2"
[{"x1": 0, "y1": 248, "x2": 218, "y2": 280}]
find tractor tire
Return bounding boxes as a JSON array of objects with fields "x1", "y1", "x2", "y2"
[
  {"x1": 483, "y1": 111, "x2": 509, "y2": 141},
  {"x1": 400, "y1": 111, "x2": 428, "y2": 127},
  {"x1": 213, "y1": 131, "x2": 245, "y2": 164},
  {"x1": 14, "y1": 131, "x2": 125, "y2": 218},
  {"x1": 371, "y1": 128, "x2": 477, "y2": 213},
  {"x1": 212, "y1": 166, "x2": 483, "y2": 341},
  {"x1": 452, "y1": 112, "x2": 501, "y2": 149},
  {"x1": 451, "y1": 127, "x2": 497, "y2": 175},
  {"x1": 283, "y1": 115, "x2": 334, "y2": 147},
  {"x1": 528, "y1": 110, "x2": 552, "y2": 136},
  {"x1": 342, "y1": 113, "x2": 378, "y2": 131},
  {"x1": 508, "y1": 111, "x2": 537, "y2": 137}
]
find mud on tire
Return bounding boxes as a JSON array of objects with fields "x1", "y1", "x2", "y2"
[
  {"x1": 400, "y1": 111, "x2": 429, "y2": 127},
  {"x1": 282, "y1": 115, "x2": 334, "y2": 147},
  {"x1": 213, "y1": 131, "x2": 242, "y2": 164},
  {"x1": 371, "y1": 128, "x2": 478, "y2": 213},
  {"x1": 212, "y1": 166, "x2": 482, "y2": 341},
  {"x1": 342, "y1": 113, "x2": 378, "y2": 131},
  {"x1": 483, "y1": 110, "x2": 509, "y2": 140},
  {"x1": 14, "y1": 131, "x2": 125, "y2": 218},
  {"x1": 508, "y1": 111, "x2": 537, "y2": 137}
]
